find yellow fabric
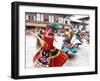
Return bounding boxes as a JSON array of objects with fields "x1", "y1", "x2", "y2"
[{"x1": 65, "y1": 31, "x2": 71, "y2": 36}]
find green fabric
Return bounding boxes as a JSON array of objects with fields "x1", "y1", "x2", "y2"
[{"x1": 51, "y1": 22, "x2": 59, "y2": 30}]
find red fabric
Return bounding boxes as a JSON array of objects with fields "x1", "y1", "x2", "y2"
[
  {"x1": 33, "y1": 35, "x2": 68, "y2": 67},
  {"x1": 49, "y1": 51, "x2": 68, "y2": 67},
  {"x1": 67, "y1": 43, "x2": 73, "y2": 47},
  {"x1": 33, "y1": 51, "x2": 41, "y2": 62},
  {"x1": 63, "y1": 42, "x2": 73, "y2": 48},
  {"x1": 33, "y1": 36, "x2": 54, "y2": 62},
  {"x1": 43, "y1": 36, "x2": 54, "y2": 50}
]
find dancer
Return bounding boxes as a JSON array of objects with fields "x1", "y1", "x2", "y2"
[
  {"x1": 62, "y1": 31, "x2": 78, "y2": 54},
  {"x1": 32, "y1": 23, "x2": 68, "y2": 67},
  {"x1": 72, "y1": 30, "x2": 82, "y2": 48}
]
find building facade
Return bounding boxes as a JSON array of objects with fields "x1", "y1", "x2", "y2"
[{"x1": 25, "y1": 12, "x2": 72, "y2": 29}]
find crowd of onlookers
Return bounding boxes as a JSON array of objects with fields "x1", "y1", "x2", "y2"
[{"x1": 25, "y1": 25, "x2": 89, "y2": 44}]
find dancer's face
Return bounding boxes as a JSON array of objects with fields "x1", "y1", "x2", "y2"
[
  {"x1": 46, "y1": 25, "x2": 54, "y2": 35},
  {"x1": 49, "y1": 29, "x2": 54, "y2": 36}
]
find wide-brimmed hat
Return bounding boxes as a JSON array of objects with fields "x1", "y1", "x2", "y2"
[{"x1": 50, "y1": 22, "x2": 59, "y2": 30}]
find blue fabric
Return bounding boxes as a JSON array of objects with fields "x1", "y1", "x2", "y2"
[{"x1": 62, "y1": 45, "x2": 78, "y2": 53}]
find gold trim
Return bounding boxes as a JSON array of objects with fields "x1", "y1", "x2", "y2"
[
  {"x1": 50, "y1": 48, "x2": 56, "y2": 52},
  {"x1": 50, "y1": 50, "x2": 60, "y2": 59}
]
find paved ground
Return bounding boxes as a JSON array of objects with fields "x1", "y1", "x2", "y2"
[
  {"x1": 63, "y1": 43, "x2": 90, "y2": 66},
  {"x1": 25, "y1": 35, "x2": 90, "y2": 68}
]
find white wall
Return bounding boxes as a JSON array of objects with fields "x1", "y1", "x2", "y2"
[{"x1": 0, "y1": 0, "x2": 99, "y2": 81}]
